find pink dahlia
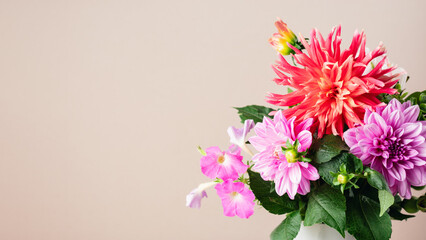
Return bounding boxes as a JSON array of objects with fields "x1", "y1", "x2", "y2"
[
  {"x1": 267, "y1": 23, "x2": 399, "y2": 138},
  {"x1": 249, "y1": 111, "x2": 319, "y2": 199},
  {"x1": 215, "y1": 180, "x2": 255, "y2": 219},
  {"x1": 200, "y1": 145, "x2": 248, "y2": 181},
  {"x1": 344, "y1": 99, "x2": 426, "y2": 199}
]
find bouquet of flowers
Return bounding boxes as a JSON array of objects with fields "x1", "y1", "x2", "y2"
[{"x1": 186, "y1": 19, "x2": 426, "y2": 240}]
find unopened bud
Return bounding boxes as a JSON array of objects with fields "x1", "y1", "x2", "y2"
[
  {"x1": 285, "y1": 149, "x2": 298, "y2": 163},
  {"x1": 337, "y1": 174, "x2": 348, "y2": 184}
]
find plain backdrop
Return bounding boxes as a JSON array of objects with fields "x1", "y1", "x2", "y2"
[{"x1": 0, "y1": 0, "x2": 425, "y2": 239}]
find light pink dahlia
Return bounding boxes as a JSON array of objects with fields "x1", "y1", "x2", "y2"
[
  {"x1": 215, "y1": 180, "x2": 255, "y2": 219},
  {"x1": 249, "y1": 111, "x2": 319, "y2": 199},
  {"x1": 344, "y1": 99, "x2": 426, "y2": 199},
  {"x1": 267, "y1": 24, "x2": 399, "y2": 138},
  {"x1": 200, "y1": 145, "x2": 248, "y2": 181}
]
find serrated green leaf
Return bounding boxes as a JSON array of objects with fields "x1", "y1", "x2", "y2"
[
  {"x1": 248, "y1": 170, "x2": 298, "y2": 215},
  {"x1": 346, "y1": 192, "x2": 392, "y2": 240},
  {"x1": 378, "y1": 190, "x2": 394, "y2": 216},
  {"x1": 270, "y1": 211, "x2": 302, "y2": 240},
  {"x1": 234, "y1": 105, "x2": 276, "y2": 123},
  {"x1": 312, "y1": 135, "x2": 349, "y2": 163},
  {"x1": 318, "y1": 152, "x2": 363, "y2": 186},
  {"x1": 304, "y1": 184, "x2": 346, "y2": 237}
]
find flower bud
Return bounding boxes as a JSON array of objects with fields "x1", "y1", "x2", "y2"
[
  {"x1": 337, "y1": 174, "x2": 348, "y2": 184},
  {"x1": 269, "y1": 18, "x2": 298, "y2": 56},
  {"x1": 285, "y1": 149, "x2": 298, "y2": 163}
]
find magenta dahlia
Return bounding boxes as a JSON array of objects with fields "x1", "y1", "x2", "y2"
[{"x1": 344, "y1": 99, "x2": 426, "y2": 199}]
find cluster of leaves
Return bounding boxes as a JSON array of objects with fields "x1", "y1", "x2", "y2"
[
  {"x1": 380, "y1": 87, "x2": 426, "y2": 120},
  {"x1": 234, "y1": 105, "x2": 423, "y2": 240}
]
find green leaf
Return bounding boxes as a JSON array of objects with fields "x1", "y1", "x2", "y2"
[
  {"x1": 234, "y1": 105, "x2": 276, "y2": 123},
  {"x1": 388, "y1": 206, "x2": 415, "y2": 221},
  {"x1": 378, "y1": 190, "x2": 394, "y2": 217},
  {"x1": 270, "y1": 211, "x2": 302, "y2": 240},
  {"x1": 420, "y1": 93, "x2": 426, "y2": 103},
  {"x1": 346, "y1": 192, "x2": 392, "y2": 240},
  {"x1": 248, "y1": 169, "x2": 298, "y2": 215},
  {"x1": 365, "y1": 168, "x2": 394, "y2": 216},
  {"x1": 304, "y1": 184, "x2": 346, "y2": 237},
  {"x1": 318, "y1": 152, "x2": 363, "y2": 186},
  {"x1": 411, "y1": 185, "x2": 425, "y2": 191},
  {"x1": 365, "y1": 168, "x2": 389, "y2": 191},
  {"x1": 312, "y1": 135, "x2": 349, "y2": 163}
]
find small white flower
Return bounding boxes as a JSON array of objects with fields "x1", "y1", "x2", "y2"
[
  {"x1": 185, "y1": 182, "x2": 217, "y2": 209},
  {"x1": 227, "y1": 119, "x2": 254, "y2": 155}
]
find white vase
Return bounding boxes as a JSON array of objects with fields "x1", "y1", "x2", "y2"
[{"x1": 294, "y1": 224, "x2": 355, "y2": 240}]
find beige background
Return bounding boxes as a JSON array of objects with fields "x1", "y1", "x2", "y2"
[{"x1": 0, "y1": 0, "x2": 425, "y2": 239}]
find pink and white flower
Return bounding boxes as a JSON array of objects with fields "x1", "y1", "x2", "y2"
[
  {"x1": 186, "y1": 181, "x2": 217, "y2": 209},
  {"x1": 227, "y1": 119, "x2": 255, "y2": 155},
  {"x1": 249, "y1": 111, "x2": 319, "y2": 199},
  {"x1": 200, "y1": 145, "x2": 248, "y2": 181},
  {"x1": 215, "y1": 180, "x2": 255, "y2": 219}
]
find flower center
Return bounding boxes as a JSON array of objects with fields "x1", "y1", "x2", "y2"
[
  {"x1": 373, "y1": 135, "x2": 407, "y2": 161},
  {"x1": 285, "y1": 149, "x2": 298, "y2": 163},
  {"x1": 217, "y1": 155, "x2": 225, "y2": 164},
  {"x1": 230, "y1": 191, "x2": 240, "y2": 199}
]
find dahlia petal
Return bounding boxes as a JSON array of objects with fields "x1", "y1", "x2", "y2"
[
  {"x1": 295, "y1": 118, "x2": 314, "y2": 135},
  {"x1": 388, "y1": 166, "x2": 404, "y2": 181},
  {"x1": 302, "y1": 164, "x2": 320, "y2": 181},
  {"x1": 287, "y1": 182, "x2": 299, "y2": 200},
  {"x1": 297, "y1": 178, "x2": 311, "y2": 195},
  {"x1": 364, "y1": 124, "x2": 382, "y2": 139},
  {"x1": 296, "y1": 130, "x2": 312, "y2": 152},
  {"x1": 405, "y1": 149, "x2": 419, "y2": 158},
  {"x1": 410, "y1": 157, "x2": 426, "y2": 166},
  {"x1": 288, "y1": 163, "x2": 302, "y2": 184},
  {"x1": 369, "y1": 147, "x2": 384, "y2": 156},
  {"x1": 343, "y1": 128, "x2": 358, "y2": 147},
  {"x1": 407, "y1": 167, "x2": 426, "y2": 186},
  {"x1": 383, "y1": 158, "x2": 393, "y2": 169},
  {"x1": 397, "y1": 180, "x2": 411, "y2": 199},
  {"x1": 367, "y1": 112, "x2": 387, "y2": 132},
  {"x1": 388, "y1": 110, "x2": 403, "y2": 128},
  {"x1": 401, "y1": 122, "x2": 423, "y2": 139},
  {"x1": 403, "y1": 105, "x2": 420, "y2": 123},
  {"x1": 275, "y1": 170, "x2": 289, "y2": 196},
  {"x1": 399, "y1": 160, "x2": 414, "y2": 169},
  {"x1": 409, "y1": 136, "x2": 425, "y2": 147}
]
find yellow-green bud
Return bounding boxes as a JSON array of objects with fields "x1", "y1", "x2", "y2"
[
  {"x1": 285, "y1": 149, "x2": 298, "y2": 163},
  {"x1": 337, "y1": 174, "x2": 348, "y2": 184}
]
